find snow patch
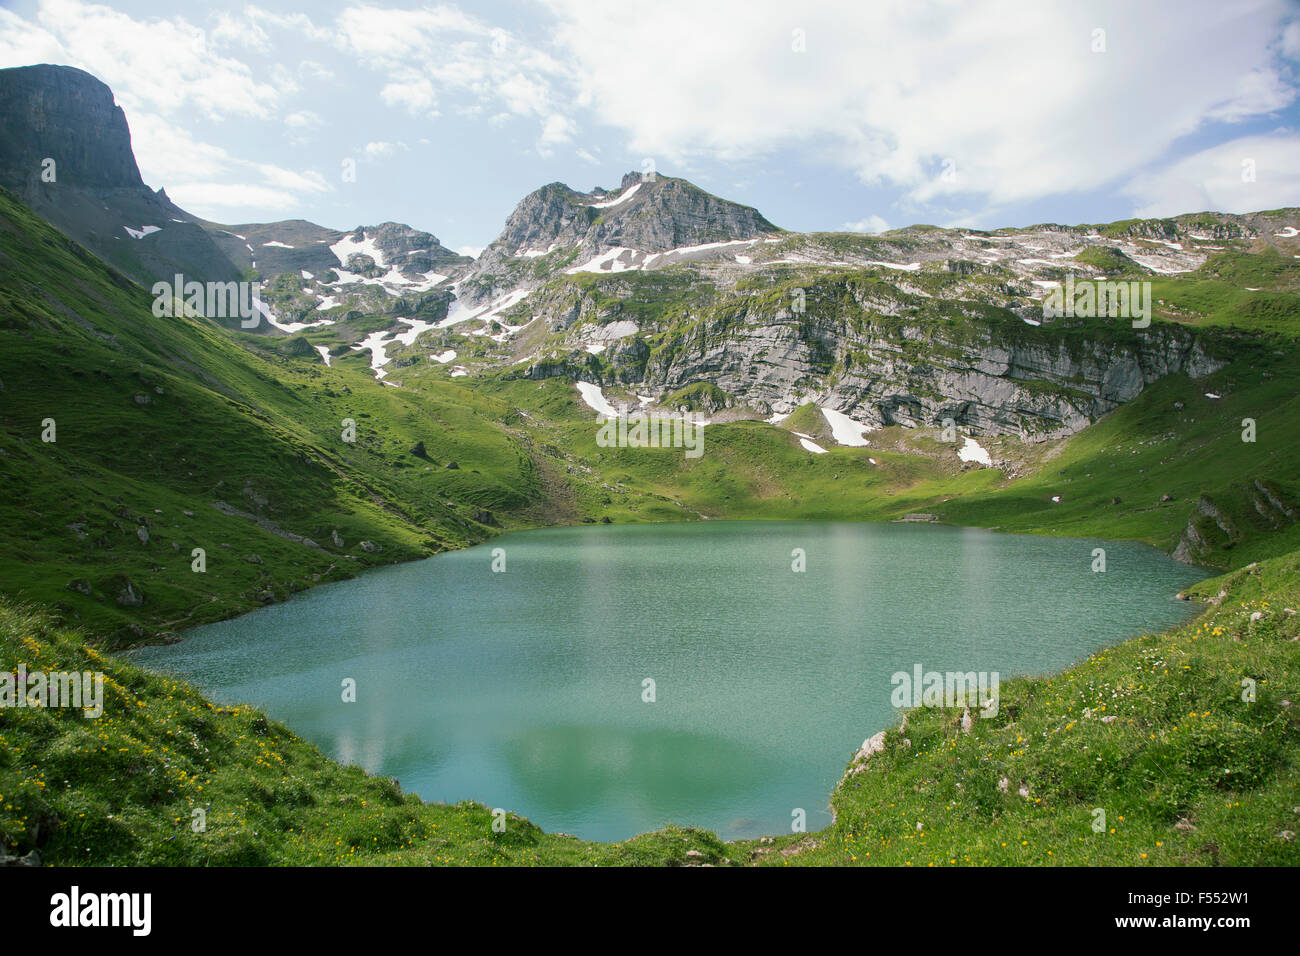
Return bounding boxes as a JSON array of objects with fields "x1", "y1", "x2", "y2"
[
  {"x1": 353, "y1": 316, "x2": 446, "y2": 378},
  {"x1": 820, "y1": 406, "x2": 872, "y2": 446},
  {"x1": 1127, "y1": 254, "x2": 1194, "y2": 275},
  {"x1": 580, "y1": 319, "x2": 638, "y2": 353},
  {"x1": 576, "y1": 382, "x2": 621, "y2": 417},
  {"x1": 519, "y1": 242, "x2": 561, "y2": 258},
  {"x1": 566, "y1": 246, "x2": 639, "y2": 274},
  {"x1": 590, "y1": 182, "x2": 642, "y2": 208},
  {"x1": 957, "y1": 436, "x2": 992, "y2": 466},
  {"x1": 330, "y1": 231, "x2": 387, "y2": 269}
]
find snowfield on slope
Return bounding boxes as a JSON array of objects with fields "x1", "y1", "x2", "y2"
[
  {"x1": 820, "y1": 407, "x2": 872, "y2": 446},
  {"x1": 957, "y1": 436, "x2": 993, "y2": 466},
  {"x1": 576, "y1": 382, "x2": 622, "y2": 417},
  {"x1": 589, "y1": 182, "x2": 642, "y2": 208}
]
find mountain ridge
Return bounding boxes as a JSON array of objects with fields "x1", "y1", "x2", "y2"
[{"x1": 6, "y1": 63, "x2": 1299, "y2": 453}]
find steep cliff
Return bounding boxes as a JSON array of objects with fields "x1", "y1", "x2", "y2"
[
  {"x1": 510, "y1": 268, "x2": 1229, "y2": 439},
  {"x1": 0, "y1": 64, "x2": 243, "y2": 286}
]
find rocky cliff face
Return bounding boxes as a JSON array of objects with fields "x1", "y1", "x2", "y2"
[
  {"x1": 364, "y1": 221, "x2": 471, "y2": 273},
  {"x1": 515, "y1": 271, "x2": 1227, "y2": 438},
  {"x1": 641, "y1": 311, "x2": 1223, "y2": 438},
  {"x1": 458, "y1": 171, "x2": 781, "y2": 306},
  {"x1": 0, "y1": 64, "x2": 245, "y2": 286},
  {"x1": 495, "y1": 171, "x2": 779, "y2": 257},
  {"x1": 0, "y1": 64, "x2": 143, "y2": 192}
]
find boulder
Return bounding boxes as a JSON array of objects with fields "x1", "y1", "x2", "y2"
[{"x1": 114, "y1": 577, "x2": 144, "y2": 606}]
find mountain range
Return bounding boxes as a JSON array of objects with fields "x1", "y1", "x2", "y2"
[{"x1": 8, "y1": 64, "x2": 1295, "y2": 443}]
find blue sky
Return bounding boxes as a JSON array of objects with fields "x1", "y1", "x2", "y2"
[{"x1": 2, "y1": 0, "x2": 1299, "y2": 255}]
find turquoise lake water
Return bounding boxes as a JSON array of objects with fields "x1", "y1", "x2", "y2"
[{"x1": 132, "y1": 521, "x2": 1208, "y2": 841}]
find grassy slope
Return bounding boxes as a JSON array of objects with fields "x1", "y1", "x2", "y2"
[
  {"x1": 1151, "y1": 247, "x2": 1300, "y2": 335},
  {"x1": 0, "y1": 189, "x2": 539, "y2": 647},
  {"x1": 940, "y1": 354, "x2": 1300, "y2": 567},
  {"x1": 0, "y1": 601, "x2": 731, "y2": 866}
]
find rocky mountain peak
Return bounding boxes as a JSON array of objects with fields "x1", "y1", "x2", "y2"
[
  {"x1": 489, "y1": 171, "x2": 780, "y2": 259},
  {"x1": 359, "y1": 221, "x2": 470, "y2": 273},
  {"x1": 0, "y1": 64, "x2": 144, "y2": 192},
  {"x1": 457, "y1": 170, "x2": 782, "y2": 306}
]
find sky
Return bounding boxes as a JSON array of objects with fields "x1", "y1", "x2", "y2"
[{"x1": 2, "y1": 0, "x2": 1299, "y2": 256}]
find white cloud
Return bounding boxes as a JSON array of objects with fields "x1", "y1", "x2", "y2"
[
  {"x1": 363, "y1": 140, "x2": 407, "y2": 159},
  {"x1": 1124, "y1": 132, "x2": 1300, "y2": 217},
  {"x1": 1206, "y1": 67, "x2": 1296, "y2": 121},
  {"x1": 332, "y1": 3, "x2": 579, "y2": 153},
  {"x1": 226, "y1": 6, "x2": 334, "y2": 45},
  {"x1": 538, "y1": 113, "x2": 576, "y2": 154},
  {"x1": 380, "y1": 75, "x2": 437, "y2": 112},
  {"x1": 209, "y1": 11, "x2": 271, "y2": 53},
  {"x1": 6, "y1": 0, "x2": 1298, "y2": 227},
  {"x1": 126, "y1": 112, "x2": 237, "y2": 184},
  {"x1": 285, "y1": 110, "x2": 322, "y2": 129},
  {"x1": 283, "y1": 110, "x2": 322, "y2": 146},
  {"x1": 332, "y1": 5, "x2": 482, "y2": 60},
  {"x1": 1284, "y1": 19, "x2": 1300, "y2": 58},
  {"x1": 542, "y1": 0, "x2": 1300, "y2": 216},
  {"x1": 456, "y1": 245, "x2": 484, "y2": 258},
  {"x1": 298, "y1": 59, "x2": 334, "y2": 81},
  {"x1": 0, "y1": 0, "x2": 283, "y2": 120},
  {"x1": 124, "y1": 112, "x2": 331, "y2": 218},
  {"x1": 255, "y1": 164, "x2": 330, "y2": 193},
  {"x1": 843, "y1": 216, "x2": 889, "y2": 234},
  {"x1": 0, "y1": 9, "x2": 65, "y2": 64},
  {"x1": 165, "y1": 182, "x2": 302, "y2": 213}
]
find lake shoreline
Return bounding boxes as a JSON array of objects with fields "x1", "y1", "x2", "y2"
[{"x1": 131, "y1": 519, "x2": 1211, "y2": 845}]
